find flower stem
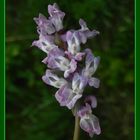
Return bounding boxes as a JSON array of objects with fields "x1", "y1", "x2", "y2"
[{"x1": 73, "y1": 115, "x2": 80, "y2": 140}]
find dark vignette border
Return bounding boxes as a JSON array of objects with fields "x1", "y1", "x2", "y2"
[{"x1": 0, "y1": 0, "x2": 5, "y2": 139}]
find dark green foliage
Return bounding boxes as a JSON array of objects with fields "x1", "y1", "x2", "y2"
[{"x1": 6, "y1": 0, "x2": 134, "y2": 140}]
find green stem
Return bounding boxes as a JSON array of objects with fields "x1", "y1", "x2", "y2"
[{"x1": 73, "y1": 115, "x2": 80, "y2": 140}]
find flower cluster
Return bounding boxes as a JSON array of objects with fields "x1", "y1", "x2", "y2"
[{"x1": 32, "y1": 3, "x2": 101, "y2": 137}]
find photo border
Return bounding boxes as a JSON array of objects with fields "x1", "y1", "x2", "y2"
[
  {"x1": 135, "y1": 0, "x2": 139, "y2": 140},
  {"x1": 0, "y1": 0, "x2": 137, "y2": 140},
  {"x1": 0, "y1": 0, "x2": 5, "y2": 139}
]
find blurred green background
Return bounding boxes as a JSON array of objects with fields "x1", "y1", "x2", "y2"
[{"x1": 6, "y1": 0, "x2": 134, "y2": 140}]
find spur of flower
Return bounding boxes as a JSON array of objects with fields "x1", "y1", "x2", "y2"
[{"x1": 32, "y1": 3, "x2": 101, "y2": 138}]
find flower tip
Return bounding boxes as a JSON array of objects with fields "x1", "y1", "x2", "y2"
[
  {"x1": 66, "y1": 31, "x2": 73, "y2": 40},
  {"x1": 97, "y1": 128, "x2": 101, "y2": 135},
  {"x1": 42, "y1": 75, "x2": 45, "y2": 82},
  {"x1": 93, "y1": 30, "x2": 100, "y2": 35},
  {"x1": 33, "y1": 17, "x2": 36, "y2": 21},
  {"x1": 79, "y1": 18, "x2": 85, "y2": 24},
  {"x1": 48, "y1": 3, "x2": 59, "y2": 15},
  {"x1": 96, "y1": 31, "x2": 100, "y2": 34},
  {"x1": 53, "y1": 3, "x2": 59, "y2": 8},
  {"x1": 31, "y1": 41, "x2": 36, "y2": 46},
  {"x1": 48, "y1": 4, "x2": 52, "y2": 9},
  {"x1": 33, "y1": 17, "x2": 38, "y2": 24},
  {"x1": 39, "y1": 13, "x2": 43, "y2": 17},
  {"x1": 42, "y1": 57, "x2": 48, "y2": 64},
  {"x1": 96, "y1": 56, "x2": 101, "y2": 63}
]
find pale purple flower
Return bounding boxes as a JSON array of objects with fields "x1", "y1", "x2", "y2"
[
  {"x1": 83, "y1": 49, "x2": 100, "y2": 77},
  {"x1": 77, "y1": 103, "x2": 101, "y2": 137},
  {"x1": 32, "y1": 34, "x2": 57, "y2": 53},
  {"x1": 72, "y1": 73, "x2": 88, "y2": 94},
  {"x1": 32, "y1": 3, "x2": 101, "y2": 138},
  {"x1": 78, "y1": 19, "x2": 100, "y2": 42},
  {"x1": 82, "y1": 49, "x2": 100, "y2": 88},
  {"x1": 65, "y1": 19, "x2": 99, "y2": 57},
  {"x1": 34, "y1": 13, "x2": 55, "y2": 35},
  {"x1": 42, "y1": 69, "x2": 67, "y2": 88},
  {"x1": 42, "y1": 47, "x2": 77, "y2": 78},
  {"x1": 66, "y1": 31, "x2": 81, "y2": 55},
  {"x1": 55, "y1": 72, "x2": 88, "y2": 109},
  {"x1": 48, "y1": 3, "x2": 65, "y2": 31},
  {"x1": 42, "y1": 47, "x2": 68, "y2": 70},
  {"x1": 55, "y1": 84, "x2": 82, "y2": 109},
  {"x1": 80, "y1": 114, "x2": 101, "y2": 137}
]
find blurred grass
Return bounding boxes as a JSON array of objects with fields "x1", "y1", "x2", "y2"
[{"x1": 6, "y1": 0, "x2": 134, "y2": 140}]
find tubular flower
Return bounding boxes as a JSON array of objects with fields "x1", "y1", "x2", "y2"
[
  {"x1": 77, "y1": 101, "x2": 101, "y2": 137},
  {"x1": 32, "y1": 3, "x2": 101, "y2": 137}
]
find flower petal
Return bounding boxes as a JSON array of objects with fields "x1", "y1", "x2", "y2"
[
  {"x1": 32, "y1": 34, "x2": 57, "y2": 53},
  {"x1": 48, "y1": 3, "x2": 65, "y2": 18},
  {"x1": 72, "y1": 73, "x2": 88, "y2": 94},
  {"x1": 80, "y1": 114, "x2": 101, "y2": 137},
  {"x1": 55, "y1": 84, "x2": 72, "y2": 106},
  {"x1": 75, "y1": 52, "x2": 85, "y2": 61},
  {"x1": 55, "y1": 84, "x2": 82, "y2": 109},
  {"x1": 64, "y1": 59, "x2": 77, "y2": 78},
  {"x1": 48, "y1": 3, "x2": 65, "y2": 31},
  {"x1": 79, "y1": 19, "x2": 100, "y2": 41},
  {"x1": 88, "y1": 77, "x2": 100, "y2": 88},
  {"x1": 79, "y1": 19, "x2": 88, "y2": 30},
  {"x1": 83, "y1": 49, "x2": 100, "y2": 77},
  {"x1": 84, "y1": 96, "x2": 97, "y2": 108},
  {"x1": 66, "y1": 31, "x2": 81, "y2": 55},
  {"x1": 90, "y1": 114, "x2": 101, "y2": 135},
  {"x1": 67, "y1": 94, "x2": 82, "y2": 109},
  {"x1": 77, "y1": 103, "x2": 92, "y2": 117},
  {"x1": 34, "y1": 13, "x2": 55, "y2": 35},
  {"x1": 42, "y1": 70, "x2": 67, "y2": 88},
  {"x1": 43, "y1": 47, "x2": 70, "y2": 71}
]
